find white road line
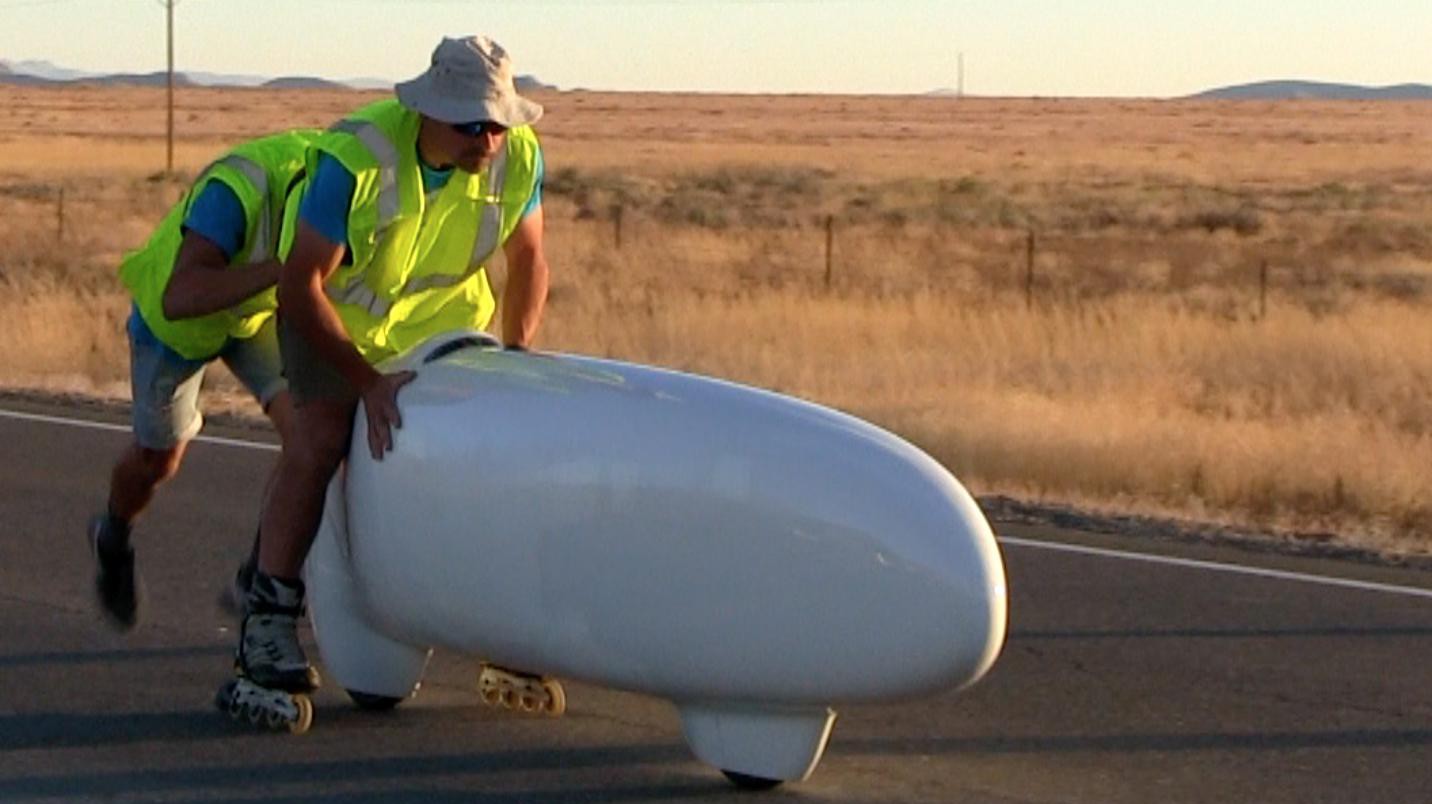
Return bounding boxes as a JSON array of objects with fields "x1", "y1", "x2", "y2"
[
  {"x1": 4, "y1": 406, "x2": 1429, "y2": 599},
  {"x1": 1000, "y1": 536, "x2": 1432, "y2": 600},
  {"x1": 0, "y1": 407, "x2": 278, "y2": 452}
]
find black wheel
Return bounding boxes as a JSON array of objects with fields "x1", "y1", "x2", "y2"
[
  {"x1": 214, "y1": 678, "x2": 239, "y2": 712},
  {"x1": 347, "y1": 689, "x2": 403, "y2": 711},
  {"x1": 721, "y1": 770, "x2": 783, "y2": 791}
]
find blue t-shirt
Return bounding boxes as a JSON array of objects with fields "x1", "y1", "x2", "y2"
[
  {"x1": 299, "y1": 147, "x2": 544, "y2": 249},
  {"x1": 182, "y1": 180, "x2": 246, "y2": 260},
  {"x1": 299, "y1": 154, "x2": 357, "y2": 248}
]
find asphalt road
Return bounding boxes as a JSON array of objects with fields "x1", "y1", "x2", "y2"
[{"x1": 1, "y1": 403, "x2": 1429, "y2": 804}]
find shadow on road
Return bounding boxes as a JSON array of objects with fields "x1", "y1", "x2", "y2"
[
  {"x1": 0, "y1": 743, "x2": 808, "y2": 803},
  {"x1": 0, "y1": 643, "x2": 230, "y2": 668},
  {"x1": 1009, "y1": 625, "x2": 1432, "y2": 640},
  {"x1": 834, "y1": 727, "x2": 1432, "y2": 756}
]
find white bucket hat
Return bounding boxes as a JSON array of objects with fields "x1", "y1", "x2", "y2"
[{"x1": 395, "y1": 35, "x2": 544, "y2": 127}]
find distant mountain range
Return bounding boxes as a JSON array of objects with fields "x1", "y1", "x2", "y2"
[
  {"x1": 0, "y1": 58, "x2": 556, "y2": 92},
  {"x1": 922, "y1": 80, "x2": 1432, "y2": 100},
  {"x1": 1190, "y1": 80, "x2": 1432, "y2": 100},
  {"x1": 1, "y1": 60, "x2": 1423, "y2": 99},
  {"x1": 923, "y1": 81, "x2": 1432, "y2": 100}
]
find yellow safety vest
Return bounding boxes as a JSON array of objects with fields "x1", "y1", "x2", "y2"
[
  {"x1": 119, "y1": 130, "x2": 317, "y2": 360},
  {"x1": 284, "y1": 99, "x2": 542, "y2": 363}
]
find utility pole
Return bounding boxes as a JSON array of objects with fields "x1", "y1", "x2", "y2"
[{"x1": 160, "y1": 0, "x2": 178, "y2": 175}]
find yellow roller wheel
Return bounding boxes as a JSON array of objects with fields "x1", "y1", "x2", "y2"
[
  {"x1": 289, "y1": 694, "x2": 314, "y2": 735},
  {"x1": 542, "y1": 680, "x2": 566, "y2": 717}
]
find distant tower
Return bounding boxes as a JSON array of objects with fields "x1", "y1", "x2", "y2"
[{"x1": 958, "y1": 52, "x2": 965, "y2": 99}]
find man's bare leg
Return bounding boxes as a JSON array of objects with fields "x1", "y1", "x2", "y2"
[
  {"x1": 107, "y1": 440, "x2": 189, "y2": 523},
  {"x1": 236, "y1": 396, "x2": 355, "y2": 693},
  {"x1": 90, "y1": 440, "x2": 189, "y2": 630},
  {"x1": 258, "y1": 396, "x2": 354, "y2": 578},
  {"x1": 222, "y1": 390, "x2": 299, "y2": 616}
]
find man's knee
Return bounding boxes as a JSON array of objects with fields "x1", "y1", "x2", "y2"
[
  {"x1": 287, "y1": 407, "x2": 353, "y2": 480},
  {"x1": 136, "y1": 444, "x2": 185, "y2": 483},
  {"x1": 293, "y1": 437, "x2": 347, "y2": 480}
]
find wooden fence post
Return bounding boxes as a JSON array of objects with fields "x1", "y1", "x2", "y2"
[
  {"x1": 613, "y1": 205, "x2": 624, "y2": 251},
  {"x1": 824, "y1": 215, "x2": 835, "y2": 289},
  {"x1": 1258, "y1": 260, "x2": 1268, "y2": 320},
  {"x1": 56, "y1": 186, "x2": 65, "y2": 242},
  {"x1": 1024, "y1": 228, "x2": 1036, "y2": 310}
]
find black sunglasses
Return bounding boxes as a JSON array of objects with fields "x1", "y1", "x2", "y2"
[{"x1": 450, "y1": 120, "x2": 508, "y2": 137}]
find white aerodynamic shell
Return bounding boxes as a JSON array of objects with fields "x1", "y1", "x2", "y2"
[{"x1": 306, "y1": 331, "x2": 1008, "y2": 784}]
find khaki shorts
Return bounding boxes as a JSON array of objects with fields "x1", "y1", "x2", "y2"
[
  {"x1": 277, "y1": 314, "x2": 361, "y2": 406},
  {"x1": 128, "y1": 308, "x2": 286, "y2": 449}
]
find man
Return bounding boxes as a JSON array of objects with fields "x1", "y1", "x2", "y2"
[
  {"x1": 90, "y1": 129, "x2": 316, "y2": 629},
  {"x1": 230, "y1": 35, "x2": 550, "y2": 696}
]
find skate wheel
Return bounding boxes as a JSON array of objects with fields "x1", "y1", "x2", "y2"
[
  {"x1": 288, "y1": 694, "x2": 313, "y2": 734},
  {"x1": 542, "y1": 680, "x2": 566, "y2": 717},
  {"x1": 517, "y1": 692, "x2": 539, "y2": 712},
  {"x1": 215, "y1": 679, "x2": 240, "y2": 714},
  {"x1": 478, "y1": 666, "x2": 501, "y2": 705},
  {"x1": 721, "y1": 770, "x2": 783, "y2": 791}
]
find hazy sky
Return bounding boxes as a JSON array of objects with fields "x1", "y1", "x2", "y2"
[{"x1": 1, "y1": 0, "x2": 1428, "y2": 96}]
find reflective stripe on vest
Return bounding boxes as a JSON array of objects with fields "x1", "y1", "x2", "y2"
[
  {"x1": 323, "y1": 130, "x2": 510, "y2": 318},
  {"x1": 329, "y1": 119, "x2": 400, "y2": 233},
  {"x1": 470, "y1": 147, "x2": 509, "y2": 268},
  {"x1": 200, "y1": 154, "x2": 271, "y2": 262}
]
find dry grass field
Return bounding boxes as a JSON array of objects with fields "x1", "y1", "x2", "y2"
[{"x1": 3, "y1": 84, "x2": 1431, "y2": 558}]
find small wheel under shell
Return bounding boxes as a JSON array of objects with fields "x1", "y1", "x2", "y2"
[{"x1": 721, "y1": 769, "x2": 783, "y2": 791}]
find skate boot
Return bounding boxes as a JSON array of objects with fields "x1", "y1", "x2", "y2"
[
  {"x1": 216, "y1": 552, "x2": 257, "y2": 620},
  {"x1": 478, "y1": 662, "x2": 566, "y2": 716},
  {"x1": 88, "y1": 513, "x2": 144, "y2": 630},
  {"x1": 216, "y1": 572, "x2": 319, "y2": 734},
  {"x1": 236, "y1": 572, "x2": 321, "y2": 693}
]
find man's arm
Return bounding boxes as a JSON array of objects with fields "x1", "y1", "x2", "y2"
[
  {"x1": 162, "y1": 180, "x2": 280, "y2": 320},
  {"x1": 500, "y1": 203, "x2": 549, "y2": 349},
  {"x1": 279, "y1": 221, "x2": 378, "y2": 390},
  {"x1": 161, "y1": 232, "x2": 281, "y2": 320}
]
